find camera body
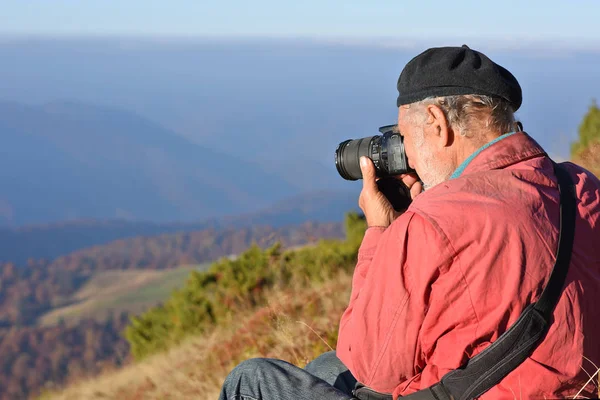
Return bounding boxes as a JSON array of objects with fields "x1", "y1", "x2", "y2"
[{"x1": 335, "y1": 124, "x2": 415, "y2": 181}]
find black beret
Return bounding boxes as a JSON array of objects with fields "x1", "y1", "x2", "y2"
[{"x1": 397, "y1": 45, "x2": 522, "y2": 111}]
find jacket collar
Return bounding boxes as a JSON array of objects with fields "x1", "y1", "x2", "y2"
[{"x1": 450, "y1": 131, "x2": 547, "y2": 179}]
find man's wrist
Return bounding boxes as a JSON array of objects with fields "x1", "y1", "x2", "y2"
[{"x1": 366, "y1": 217, "x2": 391, "y2": 228}]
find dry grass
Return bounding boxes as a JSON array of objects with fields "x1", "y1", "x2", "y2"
[
  {"x1": 40, "y1": 267, "x2": 600, "y2": 399},
  {"x1": 42, "y1": 271, "x2": 352, "y2": 400}
]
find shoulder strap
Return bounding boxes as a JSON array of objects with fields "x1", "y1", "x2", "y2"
[
  {"x1": 401, "y1": 162, "x2": 577, "y2": 400},
  {"x1": 534, "y1": 163, "x2": 577, "y2": 317}
]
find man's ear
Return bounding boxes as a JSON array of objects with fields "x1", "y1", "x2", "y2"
[{"x1": 426, "y1": 104, "x2": 452, "y2": 148}]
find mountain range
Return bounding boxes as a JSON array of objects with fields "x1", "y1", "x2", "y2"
[
  {"x1": 1, "y1": 37, "x2": 598, "y2": 231},
  {"x1": 0, "y1": 101, "x2": 303, "y2": 226},
  {"x1": 0, "y1": 186, "x2": 358, "y2": 264},
  {"x1": 0, "y1": 101, "x2": 359, "y2": 262}
]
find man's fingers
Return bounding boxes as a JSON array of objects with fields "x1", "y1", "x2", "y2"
[
  {"x1": 410, "y1": 181, "x2": 424, "y2": 199},
  {"x1": 360, "y1": 161, "x2": 423, "y2": 204},
  {"x1": 399, "y1": 173, "x2": 419, "y2": 188},
  {"x1": 398, "y1": 173, "x2": 424, "y2": 199},
  {"x1": 360, "y1": 157, "x2": 378, "y2": 193}
]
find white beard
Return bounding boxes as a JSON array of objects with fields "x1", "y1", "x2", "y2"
[{"x1": 414, "y1": 129, "x2": 454, "y2": 190}]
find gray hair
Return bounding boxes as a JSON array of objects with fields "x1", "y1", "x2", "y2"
[{"x1": 410, "y1": 94, "x2": 518, "y2": 138}]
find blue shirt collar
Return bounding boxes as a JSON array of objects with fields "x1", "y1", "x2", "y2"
[{"x1": 450, "y1": 132, "x2": 518, "y2": 179}]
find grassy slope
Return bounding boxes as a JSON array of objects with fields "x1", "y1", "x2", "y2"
[
  {"x1": 39, "y1": 263, "x2": 212, "y2": 326},
  {"x1": 40, "y1": 262, "x2": 600, "y2": 399},
  {"x1": 41, "y1": 270, "x2": 352, "y2": 399}
]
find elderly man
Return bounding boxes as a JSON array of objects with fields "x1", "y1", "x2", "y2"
[{"x1": 218, "y1": 46, "x2": 600, "y2": 399}]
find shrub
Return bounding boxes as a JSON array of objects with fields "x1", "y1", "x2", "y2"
[
  {"x1": 572, "y1": 100, "x2": 600, "y2": 177},
  {"x1": 125, "y1": 213, "x2": 366, "y2": 360}
]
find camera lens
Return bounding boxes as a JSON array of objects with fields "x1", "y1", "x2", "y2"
[
  {"x1": 335, "y1": 136, "x2": 378, "y2": 180},
  {"x1": 335, "y1": 127, "x2": 415, "y2": 180}
]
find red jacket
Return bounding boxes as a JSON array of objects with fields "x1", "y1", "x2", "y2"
[{"x1": 337, "y1": 132, "x2": 600, "y2": 399}]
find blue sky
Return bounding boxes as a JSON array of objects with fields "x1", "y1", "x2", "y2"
[{"x1": 2, "y1": 0, "x2": 599, "y2": 46}]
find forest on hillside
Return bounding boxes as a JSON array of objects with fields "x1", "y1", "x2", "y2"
[{"x1": 0, "y1": 221, "x2": 343, "y2": 400}]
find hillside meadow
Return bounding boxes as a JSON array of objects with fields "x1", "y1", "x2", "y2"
[
  {"x1": 38, "y1": 265, "x2": 211, "y2": 327},
  {"x1": 39, "y1": 214, "x2": 366, "y2": 399},
  {"x1": 41, "y1": 269, "x2": 352, "y2": 400}
]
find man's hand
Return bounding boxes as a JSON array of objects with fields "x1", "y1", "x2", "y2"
[{"x1": 359, "y1": 156, "x2": 423, "y2": 228}]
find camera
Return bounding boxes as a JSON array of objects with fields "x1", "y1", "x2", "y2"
[{"x1": 335, "y1": 124, "x2": 415, "y2": 181}]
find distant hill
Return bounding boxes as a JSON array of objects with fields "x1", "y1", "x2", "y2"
[
  {"x1": 0, "y1": 219, "x2": 345, "y2": 327},
  {"x1": 45, "y1": 220, "x2": 345, "y2": 277},
  {"x1": 0, "y1": 189, "x2": 358, "y2": 264},
  {"x1": 0, "y1": 101, "x2": 297, "y2": 226}
]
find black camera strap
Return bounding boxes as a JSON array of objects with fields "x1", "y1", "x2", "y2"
[{"x1": 354, "y1": 162, "x2": 577, "y2": 400}]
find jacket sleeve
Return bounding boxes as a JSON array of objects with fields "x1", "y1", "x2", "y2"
[{"x1": 336, "y1": 211, "x2": 454, "y2": 393}]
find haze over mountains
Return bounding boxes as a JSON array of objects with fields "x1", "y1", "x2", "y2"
[
  {"x1": 0, "y1": 189, "x2": 357, "y2": 264},
  {"x1": 1, "y1": 37, "x2": 599, "y2": 230},
  {"x1": 0, "y1": 100, "x2": 301, "y2": 225}
]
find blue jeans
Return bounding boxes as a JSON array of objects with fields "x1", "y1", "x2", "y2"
[{"x1": 218, "y1": 351, "x2": 357, "y2": 400}]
